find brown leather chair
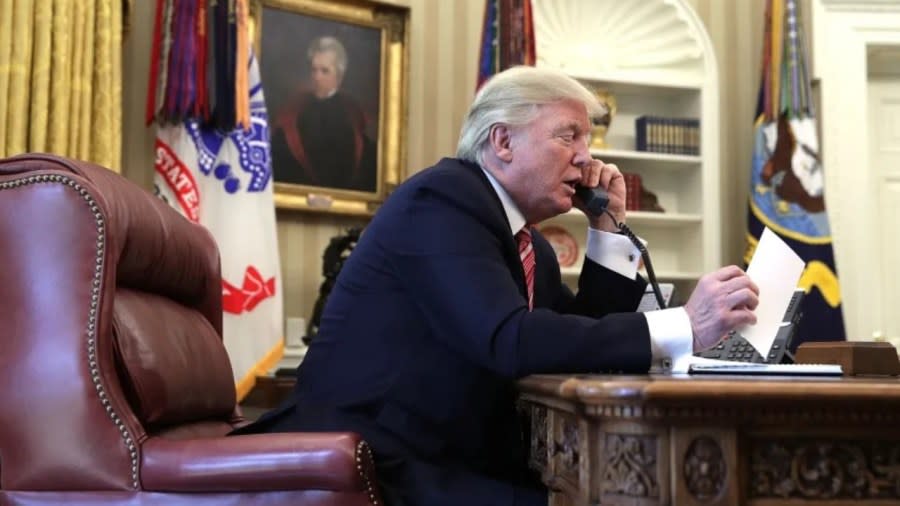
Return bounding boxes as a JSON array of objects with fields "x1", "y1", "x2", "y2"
[{"x1": 0, "y1": 154, "x2": 381, "y2": 505}]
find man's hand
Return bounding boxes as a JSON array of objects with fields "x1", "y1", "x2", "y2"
[
  {"x1": 684, "y1": 265, "x2": 760, "y2": 352},
  {"x1": 572, "y1": 159, "x2": 626, "y2": 233}
]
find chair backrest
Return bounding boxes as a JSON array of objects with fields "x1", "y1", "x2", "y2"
[{"x1": 0, "y1": 154, "x2": 240, "y2": 492}]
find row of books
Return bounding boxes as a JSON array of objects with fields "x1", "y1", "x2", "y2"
[{"x1": 635, "y1": 116, "x2": 700, "y2": 155}]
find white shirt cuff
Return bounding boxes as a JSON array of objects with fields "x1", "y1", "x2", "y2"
[
  {"x1": 644, "y1": 307, "x2": 693, "y2": 364},
  {"x1": 585, "y1": 228, "x2": 642, "y2": 279}
]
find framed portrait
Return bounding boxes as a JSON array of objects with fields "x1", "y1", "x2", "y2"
[{"x1": 252, "y1": 0, "x2": 409, "y2": 216}]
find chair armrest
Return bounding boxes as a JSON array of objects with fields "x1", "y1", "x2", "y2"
[{"x1": 141, "y1": 432, "x2": 376, "y2": 493}]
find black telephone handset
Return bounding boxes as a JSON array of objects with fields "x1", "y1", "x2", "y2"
[
  {"x1": 574, "y1": 185, "x2": 609, "y2": 216},
  {"x1": 573, "y1": 184, "x2": 667, "y2": 309},
  {"x1": 695, "y1": 289, "x2": 805, "y2": 364}
]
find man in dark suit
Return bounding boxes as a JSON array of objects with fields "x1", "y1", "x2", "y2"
[{"x1": 238, "y1": 66, "x2": 759, "y2": 505}]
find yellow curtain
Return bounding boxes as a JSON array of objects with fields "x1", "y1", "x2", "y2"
[{"x1": 0, "y1": 0, "x2": 122, "y2": 171}]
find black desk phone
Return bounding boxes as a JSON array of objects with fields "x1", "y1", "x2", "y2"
[{"x1": 694, "y1": 289, "x2": 805, "y2": 364}]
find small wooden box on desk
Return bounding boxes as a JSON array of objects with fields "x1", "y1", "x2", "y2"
[{"x1": 796, "y1": 341, "x2": 900, "y2": 376}]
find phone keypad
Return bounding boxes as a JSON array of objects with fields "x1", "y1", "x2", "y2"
[
  {"x1": 694, "y1": 290, "x2": 803, "y2": 365},
  {"x1": 701, "y1": 332, "x2": 765, "y2": 362}
]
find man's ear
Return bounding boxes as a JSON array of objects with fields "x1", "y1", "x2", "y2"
[{"x1": 488, "y1": 124, "x2": 514, "y2": 163}]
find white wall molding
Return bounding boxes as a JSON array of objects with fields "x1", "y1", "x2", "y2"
[
  {"x1": 819, "y1": 0, "x2": 900, "y2": 13},
  {"x1": 813, "y1": 0, "x2": 900, "y2": 340}
]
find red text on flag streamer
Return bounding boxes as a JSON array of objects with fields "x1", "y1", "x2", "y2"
[
  {"x1": 222, "y1": 265, "x2": 277, "y2": 314},
  {"x1": 154, "y1": 140, "x2": 201, "y2": 222}
]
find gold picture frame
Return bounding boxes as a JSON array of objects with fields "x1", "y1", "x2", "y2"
[{"x1": 252, "y1": 0, "x2": 409, "y2": 216}]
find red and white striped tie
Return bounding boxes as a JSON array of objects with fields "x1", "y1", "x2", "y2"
[{"x1": 516, "y1": 227, "x2": 535, "y2": 311}]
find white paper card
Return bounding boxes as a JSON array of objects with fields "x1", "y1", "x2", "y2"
[{"x1": 737, "y1": 227, "x2": 805, "y2": 356}]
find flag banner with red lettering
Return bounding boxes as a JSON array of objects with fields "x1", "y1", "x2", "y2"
[
  {"x1": 149, "y1": 0, "x2": 281, "y2": 398},
  {"x1": 153, "y1": 47, "x2": 283, "y2": 398}
]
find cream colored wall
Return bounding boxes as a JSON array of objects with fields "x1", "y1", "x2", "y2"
[
  {"x1": 120, "y1": 0, "x2": 770, "y2": 331},
  {"x1": 689, "y1": 0, "x2": 767, "y2": 267}
]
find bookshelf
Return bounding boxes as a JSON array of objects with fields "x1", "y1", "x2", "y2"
[{"x1": 532, "y1": 0, "x2": 721, "y2": 301}]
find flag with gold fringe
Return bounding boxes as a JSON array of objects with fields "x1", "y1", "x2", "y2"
[
  {"x1": 476, "y1": 0, "x2": 536, "y2": 89},
  {"x1": 746, "y1": 0, "x2": 845, "y2": 347},
  {"x1": 147, "y1": 0, "x2": 283, "y2": 400}
]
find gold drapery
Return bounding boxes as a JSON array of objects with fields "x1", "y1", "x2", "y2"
[{"x1": 0, "y1": 0, "x2": 122, "y2": 171}]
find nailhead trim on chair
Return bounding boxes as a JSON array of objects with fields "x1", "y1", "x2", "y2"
[
  {"x1": 0, "y1": 174, "x2": 140, "y2": 489},
  {"x1": 355, "y1": 440, "x2": 379, "y2": 505}
]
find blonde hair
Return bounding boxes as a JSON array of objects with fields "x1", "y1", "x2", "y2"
[{"x1": 456, "y1": 66, "x2": 605, "y2": 166}]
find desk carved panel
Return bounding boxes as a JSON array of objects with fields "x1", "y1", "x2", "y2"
[
  {"x1": 602, "y1": 433, "x2": 659, "y2": 498},
  {"x1": 683, "y1": 436, "x2": 726, "y2": 501},
  {"x1": 519, "y1": 374, "x2": 900, "y2": 506},
  {"x1": 528, "y1": 404, "x2": 548, "y2": 473},
  {"x1": 751, "y1": 438, "x2": 900, "y2": 500},
  {"x1": 552, "y1": 414, "x2": 581, "y2": 483}
]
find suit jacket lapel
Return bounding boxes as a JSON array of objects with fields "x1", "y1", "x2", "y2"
[
  {"x1": 530, "y1": 230, "x2": 559, "y2": 309},
  {"x1": 458, "y1": 161, "x2": 529, "y2": 302}
]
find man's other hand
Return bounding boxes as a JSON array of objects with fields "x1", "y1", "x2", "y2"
[{"x1": 684, "y1": 265, "x2": 760, "y2": 352}]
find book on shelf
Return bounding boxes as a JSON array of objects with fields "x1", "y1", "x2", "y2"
[
  {"x1": 622, "y1": 172, "x2": 642, "y2": 211},
  {"x1": 635, "y1": 116, "x2": 700, "y2": 155}
]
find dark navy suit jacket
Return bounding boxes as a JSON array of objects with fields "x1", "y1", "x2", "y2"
[{"x1": 238, "y1": 158, "x2": 652, "y2": 505}]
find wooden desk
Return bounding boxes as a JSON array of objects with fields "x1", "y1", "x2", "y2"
[{"x1": 518, "y1": 374, "x2": 900, "y2": 506}]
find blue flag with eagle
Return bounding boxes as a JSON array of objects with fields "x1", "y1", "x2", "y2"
[{"x1": 746, "y1": 0, "x2": 845, "y2": 347}]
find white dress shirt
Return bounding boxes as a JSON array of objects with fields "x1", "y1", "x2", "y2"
[{"x1": 481, "y1": 168, "x2": 693, "y2": 366}]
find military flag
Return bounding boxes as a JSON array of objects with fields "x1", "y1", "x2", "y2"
[
  {"x1": 148, "y1": 0, "x2": 283, "y2": 399},
  {"x1": 477, "y1": 0, "x2": 536, "y2": 89},
  {"x1": 746, "y1": 0, "x2": 845, "y2": 347}
]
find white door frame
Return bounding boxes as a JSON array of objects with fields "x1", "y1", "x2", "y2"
[{"x1": 813, "y1": 0, "x2": 900, "y2": 341}]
